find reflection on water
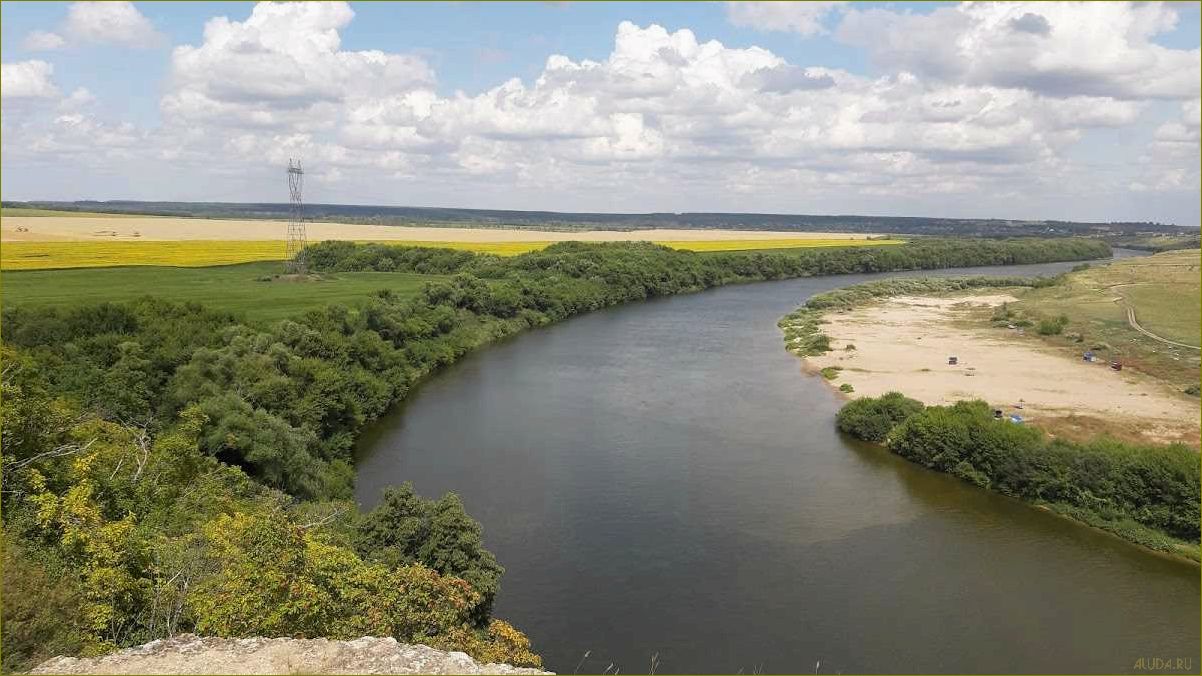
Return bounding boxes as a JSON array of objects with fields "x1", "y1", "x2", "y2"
[{"x1": 357, "y1": 256, "x2": 1199, "y2": 674}]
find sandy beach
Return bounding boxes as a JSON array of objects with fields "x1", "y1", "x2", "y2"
[
  {"x1": 1, "y1": 215, "x2": 869, "y2": 243},
  {"x1": 805, "y1": 294, "x2": 1200, "y2": 445}
]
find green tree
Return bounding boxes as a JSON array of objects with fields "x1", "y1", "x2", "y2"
[{"x1": 355, "y1": 484, "x2": 503, "y2": 624}]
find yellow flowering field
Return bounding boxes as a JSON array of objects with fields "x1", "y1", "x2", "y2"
[
  {"x1": 1, "y1": 237, "x2": 900, "y2": 270},
  {"x1": 0, "y1": 240, "x2": 548, "y2": 270}
]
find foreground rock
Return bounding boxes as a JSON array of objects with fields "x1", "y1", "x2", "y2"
[{"x1": 31, "y1": 635, "x2": 553, "y2": 675}]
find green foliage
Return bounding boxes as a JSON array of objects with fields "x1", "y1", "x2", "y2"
[
  {"x1": 354, "y1": 484, "x2": 504, "y2": 624},
  {"x1": 837, "y1": 393, "x2": 1200, "y2": 556},
  {"x1": 1, "y1": 540, "x2": 86, "y2": 673},
  {"x1": 2, "y1": 237, "x2": 1111, "y2": 666},
  {"x1": 881, "y1": 398, "x2": 1201, "y2": 549},
  {"x1": 187, "y1": 509, "x2": 539, "y2": 667},
  {"x1": 804, "y1": 275, "x2": 1056, "y2": 313},
  {"x1": 778, "y1": 308, "x2": 831, "y2": 356},
  {"x1": 1037, "y1": 314, "x2": 1070, "y2": 336},
  {"x1": 820, "y1": 366, "x2": 842, "y2": 380},
  {"x1": 835, "y1": 392, "x2": 925, "y2": 443},
  {"x1": 838, "y1": 383, "x2": 855, "y2": 393}
]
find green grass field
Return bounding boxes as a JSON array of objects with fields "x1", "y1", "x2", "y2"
[
  {"x1": 1005, "y1": 249, "x2": 1200, "y2": 386},
  {"x1": 1, "y1": 261, "x2": 441, "y2": 322}
]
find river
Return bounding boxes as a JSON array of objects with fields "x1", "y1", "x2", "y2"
[{"x1": 356, "y1": 254, "x2": 1199, "y2": 674}]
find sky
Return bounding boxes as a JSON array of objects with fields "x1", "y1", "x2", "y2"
[{"x1": 1, "y1": 1, "x2": 1200, "y2": 225}]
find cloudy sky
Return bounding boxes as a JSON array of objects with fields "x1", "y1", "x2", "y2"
[{"x1": 2, "y1": 1, "x2": 1199, "y2": 225}]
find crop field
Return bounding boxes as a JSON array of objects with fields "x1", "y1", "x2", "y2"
[
  {"x1": 0, "y1": 240, "x2": 553, "y2": 270},
  {"x1": 1, "y1": 238, "x2": 902, "y2": 270},
  {"x1": 1, "y1": 261, "x2": 441, "y2": 322},
  {"x1": 2, "y1": 241, "x2": 293, "y2": 270}
]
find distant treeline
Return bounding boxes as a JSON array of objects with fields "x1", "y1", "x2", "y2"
[
  {"x1": 5, "y1": 199, "x2": 1191, "y2": 238},
  {"x1": 836, "y1": 394, "x2": 1200, "y2": 561},
  {"x1": 1104, "y1": 233, "x2": 1202, "y2": 252},
  {"x1": 0, "y1": 237, "x2": 1110, "y2": 671}
]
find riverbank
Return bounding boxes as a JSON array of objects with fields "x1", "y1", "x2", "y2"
[
  {"x1": 780, "y1": 272, "x2": 1200, "y2": 562},
  {"x1": 805, "y1": 292, "x2": 1199, "y2": 446},
  {"x1": 357, "y1": 255, "x2": 1199, "y2": 673},
  {"x1": 1, "y1": 238, "x2": 1114, "y2": 672},
  {"x1": 833, "y1": 394, "x2": 1200, "y2": 563}
]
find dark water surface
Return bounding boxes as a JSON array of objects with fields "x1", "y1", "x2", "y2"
[{"x1": 357, "y1": 255, "x2": 1199, "y2": 674}]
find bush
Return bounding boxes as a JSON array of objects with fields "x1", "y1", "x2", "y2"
[
  {"x1": 884, "y1": 398, "x2": 1200, "y2": 545},
  {"x1": 1037, "y1": 316, "x2": 1068, "y2": 335},
  {"x1": 189, "y1": 512, "x2": 540, "y2": 668},
  {"x1": 820, "y1": 366, "x2": 842, "y2": 380},
  {"x1": 835, "y1": 392, "x2": 925, "y2": 443},
  {"x1": 354, "y1": 484, "x2": 503, "y2": 624},
  {"x1": 839, "y1": 383, "x2": 855, "y2": 393},
  {"x1": 1, "y1": 541, "x2": 86, "y2": 673},
  {"x1": 0, "y1": 236, "x2": 1113, "y2": 665}
]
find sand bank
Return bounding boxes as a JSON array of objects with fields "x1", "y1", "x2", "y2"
[{"x1": 806, "y1": 294, "x2": 1199, "y2": 445}]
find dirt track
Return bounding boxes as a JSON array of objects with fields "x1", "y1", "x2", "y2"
[{"x1": 1, "y1": 216, "x2": 868, "y2": 243}]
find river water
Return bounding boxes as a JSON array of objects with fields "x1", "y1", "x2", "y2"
[{"x1": 356, "y1": 254, "x2": 1199, "y2": 674}]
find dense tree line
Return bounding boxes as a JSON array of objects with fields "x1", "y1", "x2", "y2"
[
  {"x1": 836, "y1": 394, "x2": 1200, "y2": 559},
  {"x1": 0, "y1": 238, "x2": 1111, "y2": 670},
  {"x1": 307, "y1": 237, "x2": 1110, "y2": 279}
]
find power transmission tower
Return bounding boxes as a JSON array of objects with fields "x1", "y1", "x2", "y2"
[{"x1": 285, "y1": 158, "x2": 307, "y2": 275}]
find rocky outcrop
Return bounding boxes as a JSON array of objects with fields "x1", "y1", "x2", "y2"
[{"x1": 31, "y1": 634, "x2": 553, "y2": 675}]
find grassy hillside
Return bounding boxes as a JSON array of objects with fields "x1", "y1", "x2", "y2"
[
  {"x1": 1, "y1": 261, "x2": 440, "y2": 322},
  {"x1": 1000, "y1": 250, "x2": 1200, "y2": 386}
]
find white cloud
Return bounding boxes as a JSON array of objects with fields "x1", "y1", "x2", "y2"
[
  {"x1": 63, "y1": 1, "x2": 164, "y2": 48},
  {"x1": 1, "y1": 60, "x2": 60, "y2": 99},
  {"x1": 1130, "y1": 99, "x2": 1200, "y2": 193},
  {"x1": 59, "y1": 87, "x2": 97, "y2": 110},
  {"x1": 163, "y1": 1, "x2": 433, "y2": 130},
  {"x1": 23, "y1": 30, "x2": 66, "y2": 51},
  {"x1": 726, "y1": 2, "x2": 847, "y2": 37},
  {"x1": 837, "y1": 2, "x2": 1200, "y2": 100},
  {"x1": 3, "y1": 4, "x2": 1199, "y2": 224}
]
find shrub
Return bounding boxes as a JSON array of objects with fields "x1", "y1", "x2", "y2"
[
  {"x1": 883, "y1": 398, "x2": 1200, "y2": 545},
  {"x1": 354, "y1": 484, "x2": 503, "y2": 624},
  {"x1": 835, "y1": 391, "x2": 925, "y2": 443},
  {"x1": 839, "y1": 383, "x2": 855, "y2": 393},
  {"x1": 820, "y1": 366, "x2": 842, "y2": 380},
  {"x1": 1037, "y1": 317, "x2": 1067, "y2": 335},
  {"x1": 1, "y1": 541, "x2": 86, "y2": 673}
]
